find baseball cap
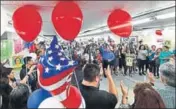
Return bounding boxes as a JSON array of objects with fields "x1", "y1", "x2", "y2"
[{"x1": 23, "y1": 53, "x2": 37, "y2": 62}]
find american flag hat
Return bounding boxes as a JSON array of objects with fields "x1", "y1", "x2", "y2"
[{"x1": 37, "y1": 36, "x2": 85, "y2": 108}]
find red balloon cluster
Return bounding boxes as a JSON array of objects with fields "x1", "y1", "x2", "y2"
[
  {"x1": 107, "y1": 9, "x2": 132, "y2": 38},
  {"x1": 52, "y1": 1, "x2": 83, "y2": 41},
  {"x1": 12, "y1": 5, "x2": 42, "y2": 42},
  {"x1": 155, "y1": 30, "x2": 162, "y2": 36}
]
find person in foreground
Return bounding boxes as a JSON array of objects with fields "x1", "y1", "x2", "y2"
[
  {"x1": 80, "y1": 64, "x2": 118, "y2": 109},
  {"x1": 119, "y1": 82, "x2": 166, "y2": 108},
  {"x1": 8, "y1": 83, "x2": 30, "y2": 109},
  {"x1": 148, "y1": 62, "x2": 176, "y2": 108}
]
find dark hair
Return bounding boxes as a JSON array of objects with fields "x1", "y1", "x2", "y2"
[
  {"x1": 132, "y1": 82, "x2": 166, "y2": 109},
  {"x1": 139, "y1": 45, "x2": 146, "y2": 50},
  {"x1": 14, "y1": 57, "x2": 21, "y2": 64},
  {"x1": 151, "y1": 45, "x2": 156, "y2": 49},
  {"x1": 38, "y1": 41, "x2": 46, "y2": 50},
  {"x1": 83, "y1": 64, "x2": 100, "y2": 82},
  {"x1": 23, "y1": 56, "x2": 32, "y2": 65},
  {"x1": 0, "y1": 77, "x2": 12, "y2": 109},
  {"x1": 164, "y1": 45, "x2": 169, "y2": 49},
  {"x1": 9, "y1": 84, "x2": 30, "y2": 109},
  {"x1": 36, "y1": 49, "x2": 42, "y2": 56},
  {"x1": 156, "y1": 48, "x2": 162, "y2": 55},
  {"x1": 0, "y1": 65, "x2": 13, "y2": 78}
]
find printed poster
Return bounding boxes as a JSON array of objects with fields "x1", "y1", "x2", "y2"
[
  {"x1": 164, "y1": 40, "x2": 171, "y2": 48},
  {"x1": 126, "y1": 57, "x2": 133, "y2": 67},
  {"x1": 14, "y1": 39, "x2": 23, "y2": 54},
  {"x1": 12, "y1": 55, "x2": 23, "y2": 68},
  {"x1": 1, "y1": 40, "x2": 13, "y2": 61}
]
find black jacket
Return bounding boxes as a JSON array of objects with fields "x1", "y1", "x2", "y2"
[{"x1": 20, "y1": 65, "x2": 37, "y2": 91}]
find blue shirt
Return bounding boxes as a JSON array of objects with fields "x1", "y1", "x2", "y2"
[
  {"x1": 99, "y1": 47, "x2": 115, "y2": 61},
  {"x1": 148, "y1": 50, "x2": 155, "y2": 61},
  {"x1": 159, "y1": 51, "x2": 172, "y2": 65}
]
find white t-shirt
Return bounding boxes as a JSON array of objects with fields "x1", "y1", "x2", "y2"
[{"x1": 137, "y1": 50, "x2": 148, "y2": 60}]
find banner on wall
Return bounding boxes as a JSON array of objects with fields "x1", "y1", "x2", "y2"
[
  {"x1": 120, "y1": 36, "x2": 138, "y2": 44},
  {"x1": 164, "y1": 40, "x2": 171, "y2": 48},
  {"x1": 1, "y1": 40, "x2": 13, "y2": 61},
  {"x1": 12, "y1": 55, "x2": 23, "y2": 68}
]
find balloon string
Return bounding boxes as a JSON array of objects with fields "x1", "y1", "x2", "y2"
[
  {"x1": 69, "y1": 42, "x2": 80, "y2": 90},
  {"x1": 69, "y1": 41, "x2": 85, "y2": 108}
]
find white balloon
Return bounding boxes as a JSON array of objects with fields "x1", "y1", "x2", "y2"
[
  {"x1": 79, "y1": 97, "x2": 86, "y2": 108},
  {"x1": 38, "y1": 97, "x2": 65, "y2": 108}
]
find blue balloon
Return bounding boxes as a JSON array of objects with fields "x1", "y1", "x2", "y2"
[{"x1": 27, "y1": 88, "x2": 52, "y2": 108}]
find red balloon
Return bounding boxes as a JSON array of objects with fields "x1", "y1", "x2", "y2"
[
  {"x1": 52, "y1": 1, "x2": 83, "y2": 41},
  {"x1": 107, "y1": 9, "x2": 132, "y2": 37},
  {"x1": 156, "y1": 30, "x2": 162, "y2": 36},
  {"x1": 61, "y1": 85, "x2": 82, "y2": 108},
  {"x1": 13, "y1": 5, "x2": 42, "y2": 42}
]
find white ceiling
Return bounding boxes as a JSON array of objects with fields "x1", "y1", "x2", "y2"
[{"x1": 1, "y1": 1, "x2": 175, "y2": 36}]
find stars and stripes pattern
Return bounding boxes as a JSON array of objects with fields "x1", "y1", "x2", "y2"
[
  {"x1": 38, "y1": 36, "x2": 78, "y2": 95},
  {"x1": 37, "y1": 36, "x2": 85, "y2": 108}
]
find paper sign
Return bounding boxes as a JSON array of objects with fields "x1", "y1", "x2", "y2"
[
  {"x1": 126, "y1": 57, "x2": 133, "y2": 66},
  {"x1": 12, "y1": 55, "x2": 23, "y2": 68},
  {"x1": 164, "y1": 40, "x2": 171, "y2": 48}
]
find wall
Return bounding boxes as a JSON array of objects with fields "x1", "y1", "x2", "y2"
[
  {"x1": 76, "y1": 26, "x2": 175, "y2": 50},
  {"x1": 136, "y1": 26, "x2": 175, "y2": 50},
  {"x1": 76, "y1": 32, "x2": 121, "y2": 43},
  {"x1": 1, "y1": 7, "x2": 9, "y2": 35}
]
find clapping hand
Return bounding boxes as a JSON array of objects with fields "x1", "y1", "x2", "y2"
[
  {"x1": 104, "y1": 65, "x2": 111, "y2": 77},
  {"x1": 147, "y1": 72, "x2": 155, "y2": 83},
  {"x1": 120, "y1": 81, "x2": 128, "y2": 97}
]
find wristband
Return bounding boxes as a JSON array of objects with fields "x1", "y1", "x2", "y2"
[{"x1": 123, "y1": 96, "x2": 128, "y2": 99}]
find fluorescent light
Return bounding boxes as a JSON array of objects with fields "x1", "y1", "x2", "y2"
[
  {"x1": 132, "y1": 18, "x2": 151, "y2": 25},
  {"x1": 79, "y1": 12, "x2": 175, "y2": 36},
  {"x1": 156, "y1": 12, "x2": 175, "y2": 19},
  {"x1": 79, "y1": 29, "x2": 103, "y2": 36}
]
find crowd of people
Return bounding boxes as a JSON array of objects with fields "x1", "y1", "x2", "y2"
[{"x1": 0, "y1": 37, "x2": 175, "y2": 109}]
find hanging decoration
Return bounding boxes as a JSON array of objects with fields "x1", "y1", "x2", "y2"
[
  {"x1": 27, "y1": 36, "x2": 85, "y2": 108},
  {"x1": 107, "y1": 9, "x2": 132, "y2": 38},
  {"x1": 52, "y1": 1, "x2": 83, "y2": 41},
  {"x1": 155, "y1": 30, "x2": 163, "y2": 36},
  {"x1": 12, "y1": 5, "x2": 42, "y2": 42}
]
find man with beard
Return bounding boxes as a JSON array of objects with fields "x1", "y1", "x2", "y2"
[{"x1": 80, "y1": 64, "x2": 118, "y2": 109}]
